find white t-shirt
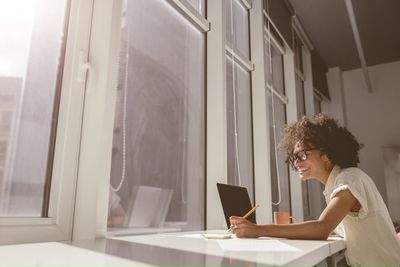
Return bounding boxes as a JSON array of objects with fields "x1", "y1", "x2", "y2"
[{"x1": 323, "y1": 166, "x2": 400, "y2": 266}]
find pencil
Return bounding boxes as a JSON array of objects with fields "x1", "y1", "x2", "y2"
[{"x1": 242, "y1": 204, "x2": 260, "y2": 219}]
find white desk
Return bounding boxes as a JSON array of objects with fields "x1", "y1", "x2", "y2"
[
  {"x1": 111, "y1": 230, "x2": 346, "y2": 266},
  {"x1": 0, "y1": 230, "x2": 345, "y2": 266}
]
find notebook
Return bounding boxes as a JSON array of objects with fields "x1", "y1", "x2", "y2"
[{"x1": 216, "y1": 183, "x2": 256, "y2": 228}]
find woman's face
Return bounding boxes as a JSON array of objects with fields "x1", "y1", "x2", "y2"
[{"x1": 291, "y1": 141, "x2": 332, "y2": 183}]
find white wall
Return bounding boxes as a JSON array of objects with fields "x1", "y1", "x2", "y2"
[
  {"x1": 322, "y1": 67, "x2": 347, "y2": 127},
  {"x1": 332, "y1": 61, "x2": 400, "y2": 202}
]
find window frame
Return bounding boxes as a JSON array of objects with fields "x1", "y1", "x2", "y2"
[
  {"x1": 262, "y1": 9, "x2": 306, "y2": 221},
  {"x1": 74, "y1": 0, "x2": 211, "y2": 237},
  {"x1": 263, "y1": 21, "x2": 293, "y2": 215},
  {"x1": 0, "y1": 0, "x2": 94, "y2": 244},
  {"x1": 225, "y1": 0, "x2": 256, "y2": 202},
  {"x1": 293, "y1": 16, "x2": 328, "y2": 221},
  {"x1": 0, "y1": 0, "x2": 329, "y2": 243},
  {"x1": 73, "y1": 0, "x2": 315, "y2": 233}
]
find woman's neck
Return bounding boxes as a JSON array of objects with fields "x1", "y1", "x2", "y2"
[{"x1": 319, "y1": 163, "x2": 334, "y2": 184}]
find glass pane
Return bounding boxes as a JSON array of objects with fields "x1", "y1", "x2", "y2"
[
  {"x1": 264, "y1": 40, "x2": 273, "y2": 86},
  {"x1": 271, "y1": 45, "x2": 285, "y2": 96},
  {"x1": 314, "y1": 94, "x2": 322, "y2": 114},
  {"x1": 264, "y1": 40, "x2": 285, "y2": 96},
  {"x1": 108, "y1": 0, "x2": 205, "y2": 232},
  {"x1": 295, "y1": 75, "x2": 306, "y2": 115},
  {"x1": 186, "y1": 0, "x2": 205, "y2": 16},
  {"x1": 0, "y1": 0, "x2": 69, "y2": 217},
  {"x1": 225, "y1": 0, "x2": 250, "y2": 59},
  {"x1": 267, "y1": 92, "x2": 290, "y2": 213},
  {"x1": 295, "y1": 75, "x2": 310, "y2": 218},
  {"x1": 226, "y1": 57, "x2": 254, "y2": 200},
  {"x1": 294, "y1": 34, "x2": 303, "y2": 74}
]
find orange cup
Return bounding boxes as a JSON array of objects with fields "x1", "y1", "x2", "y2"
[{"x1": 273, "y1": 211, "x2": 293, "y2": 224}]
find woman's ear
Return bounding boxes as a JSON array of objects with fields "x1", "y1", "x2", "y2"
[{"x1": 321, "y1": 153, "x2": 333, "y2": 169}]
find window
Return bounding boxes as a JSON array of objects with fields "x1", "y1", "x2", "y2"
[
  {"x1": 293, "y1": 31, "x2": 313, "y2": 219},
  {"x1": 313, "y1": 90, "x2": 326, "y2": 211},
  {"x1": 226, "y1": 57, "x2": 254, "y2": 199},
  {"x1": 0, "y1": 0, "x2": 91, "y2": 243},
  {"x1": 294, "y1": 33, "x2": 306, "y2": 116},
  {"x1": 267, "y1": 90, "x2": 290, "y2": 213},
  {"x1": 225, "y1": 0, "x2": 254, "y2": 200},
  {"x1": 225, "y1": 0, "x2": 250, "y2": 58},
  {"x1": 107, "y1": 0, "x2": 206, "y2": 233},
  {"x1": 314, "y1": 91, "x2": 322, "y2": 114},
  {"x1": 0, "y1": 0, "x2": 69, "y2": 217},
  {"x1": 264, "y1": 21, "x2": 291, "y2": 214}
]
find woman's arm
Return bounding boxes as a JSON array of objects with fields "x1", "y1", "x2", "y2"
[{"x1": 230, "y1": 189, "x2": 360, "y2": 240}]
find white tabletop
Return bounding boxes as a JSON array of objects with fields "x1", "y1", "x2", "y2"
[
  {"x1": 0, "y1": 231, "x2": 345, "y2": 266},
  {"x1": 0, "y1": 242, "x2": 151, "y2": 267},
  {"x1": 113, "y1": 230, "x2": 346, "y2": 266}
]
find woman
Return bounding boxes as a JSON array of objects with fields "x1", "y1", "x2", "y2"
[{"x1": 230, "y1": 113, "x2": 400, "y2": 266}]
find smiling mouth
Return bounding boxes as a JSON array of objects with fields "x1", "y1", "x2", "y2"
[{"x1": 297, "y1": 167, "x2": 309, "y2": 174}]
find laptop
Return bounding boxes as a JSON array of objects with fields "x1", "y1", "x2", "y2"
[{"x1": 216, "y1": 183, "x2": 256, "y2": 228}]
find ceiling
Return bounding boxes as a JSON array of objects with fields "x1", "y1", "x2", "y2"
[{"x1": 288, "y1": 0, "x2": 400, "y2": 71}]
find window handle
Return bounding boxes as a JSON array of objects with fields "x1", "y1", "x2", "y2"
[{"x1": 77, "y1": 50, "x2": 92, "y2": 83}]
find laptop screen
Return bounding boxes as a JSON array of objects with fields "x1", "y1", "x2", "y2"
[{"x1": 216, "y1": 183, "x2": 256, "y2": 228}]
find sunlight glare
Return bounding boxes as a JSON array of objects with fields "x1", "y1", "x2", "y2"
[{"x1": 0, "y1": 0, "x2": 37, "y2": 77}]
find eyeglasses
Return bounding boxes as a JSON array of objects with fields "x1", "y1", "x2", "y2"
[{"x1": 288, "y1": 148, "x2": 319, "y2": 165}]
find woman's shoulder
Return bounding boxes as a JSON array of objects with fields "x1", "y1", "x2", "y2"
[
  {"x1": 339, "y1": 166, "x2": 365, "y2": 175},
  {"x1": 336, "y1": 167, "x2": 368, "y2": 184}
]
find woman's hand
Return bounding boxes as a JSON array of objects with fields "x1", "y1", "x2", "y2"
[{"x1": 229, "y1": 216, "x2": 262, "y2": 238}]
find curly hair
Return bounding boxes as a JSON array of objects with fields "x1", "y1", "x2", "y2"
[{"x1": 278, "y1": 113, "x2": 363, "y2": 168}]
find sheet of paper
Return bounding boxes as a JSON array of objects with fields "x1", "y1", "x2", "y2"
[
  {"x1": 179, "y1": 233, "x2": 233, "y2": 239},
  {"x1": 216, "y1": 239, "x2": 301, "y2": 252},
  {"x1": 179, "y1": 234, "x2": 205, "y2": 239}
]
